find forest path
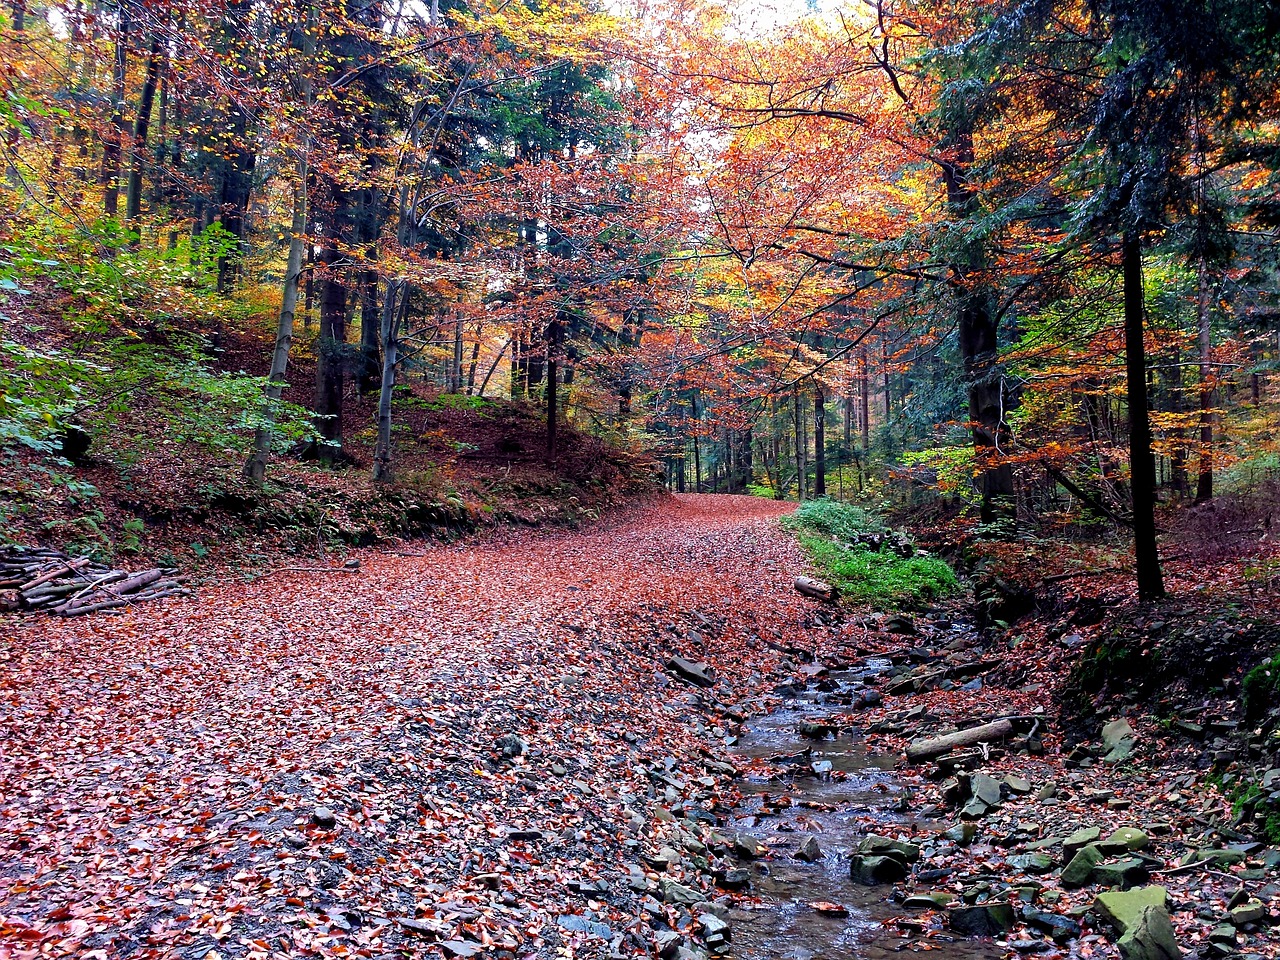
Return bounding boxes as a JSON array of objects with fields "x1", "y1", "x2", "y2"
[{"x1": 1, "y1": 493, "x2": 835, "y2": 959}]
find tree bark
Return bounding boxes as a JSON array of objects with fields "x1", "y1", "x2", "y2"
[
  {"x1": 124, "y1": 34, "x2": 161, "y2": 227},
  {"x1": 1195, "y1": 256, "x2": 1214, "y2": 502},
  {"x1": 312, "y1": 208, "x2": 349, "y2": 459},
  {"x1": 813, "y1": 385, "x2": 826, "y2": 498},
  {"x1": 940, "y1": 121, "x2": 1016, "y2": 525},
  {"x1": 1123, "y1": 232, "x2": 1165, "y2": 601},
  {"x1": 373, "y1": 281, "x2": 405, "y2": 481},
  {"x1": 103, "y1": 2, "x2": 129, "y2": 217},
  {"x1": 906, "y1": 720, "x2": 1014, "y2": 762},
  {"x1": 357, "y1": 267, "x2": 380, "y2": 395},
  {"x1": 245, "y1": 163, "x2": 308, "y2": 484},
  {"x1": 794, "y1": 388, "x2": 807, "y2": 502}
]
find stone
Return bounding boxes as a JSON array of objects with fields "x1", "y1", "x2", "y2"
[
  {"x1": 667, "y1": 657, "x2": 716, "y2": 688},
  {"x1": 495, "y1": 733, "x2": 527, "y2": 757},
  {"x1": 1108, "y1": 828, "x2": 1150, "y2": 851},
  {"x1": 949, "y1": 903, "x2": 1016, "y2": 937},
  {"x1": 943, "y1": 822, "x2": 978, "y2": 846},
  {"x1": 972, "y1": 773, "x2": 1004, "y2": 807},
  {"x1": 1091, "y1": 857, "x2": 1150, "y2": 890},
  {"x1": 795, "y1": 835, "x2": 823, "y2": 862},
  {"x1": 1061, "y1": 844, "x2": 1105, "y2": 888},
  {"x1": 850, "y1": 855, "x2": 909, "y2": 884},
  {"x1": 714, "y1": 868, "x2": 750, "y2": 891},
  {"x1": 440, "y1": 941, "x2": 484, "y2": 959},
  {"x1": 961, "y1": 799, "x2": 990, "y2": 820},
  {"x1": 1037, "y1": 782, "x2": 1059, "y2": 801},
  {"x1": 311, "y1": 806, "x2": 337, "y2": 829},
  {"x1": 1064, "y1": 827, "x2": 1103, "y2": 859},
  {"x1": 904, "y1": 893, "x2": 955, "y2": 910},
  {"x1": 558, "y1": 914, "x2": 614, "y2": 939},
  {"x1": 1009, "y1": 854, "x2": 1055, "y2": 875},
  {"x1": 1229, "y1": 900, "x2": 1266, "y2": 926},
  {"x1": 1102, "y1": 718, "x2": 1137, "y2": 762},
  {"x1": 1006, "y1": 776, "x2": 1033, "y2": 795},
  {"x1": 799, "y1": 721, "x2": 838, "y2": 740},
  {"x1": 1022, "y1": 908, "x2": 1082, "y2": 943},
  {"x1": 1094, "y1": 886, "x2": 1169, "y2": 934},
  {"x1": 858, "y1": 835, "x2": 921, "y2": 863},
  {"x1": 1208, "y1": 925, "x2": 1238, "y2": 945},
  {"x1": 1010, "y1": 939, "x2": 1053, "y2": 953},
  {"x1": 1117, "y1": 904, "x2": 1181, "y2": 960},
  {"x1": 661, "y1": 880, "x2": 706, "y2": 905},
  {"x1": 699, "y1": 913, "x2": 731, "y2": 947},
  {"x1": 1189, "y1": 848, "x2": 1246, "y2": 867},
  {"x1": 733, "y1": 834, "x2": 765, "y2": 860}
]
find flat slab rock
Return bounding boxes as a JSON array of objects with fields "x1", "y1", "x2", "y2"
[{"x1": 666, "y1": 656, "x2": 716, "y2": 688}]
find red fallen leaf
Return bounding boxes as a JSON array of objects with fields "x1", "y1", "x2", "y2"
[{"x1": 808, "y1": 901, "x2": 850, "y2": 917}]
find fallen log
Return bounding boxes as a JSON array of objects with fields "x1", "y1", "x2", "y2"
[
  {"x1": 905, "y1": 719, "x2": 1015, "y2": 763},
  {"x1": 795, "y1": 576, "x2": 837, "y2": 603},
  {"x1": 19, "y1": 558, "x2": 91, "y2": 593}
]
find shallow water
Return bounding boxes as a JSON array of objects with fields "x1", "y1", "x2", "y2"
[{"x1": 725, "y1": 669, "x2": 1003, "y2": 960}]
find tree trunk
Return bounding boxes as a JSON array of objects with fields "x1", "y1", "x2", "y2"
[
  {"x1": 692, "y1": 394, "x2": 702, "y2": 492},
  {"x1": 103, "y1": 2, "x2": 129, "y2": 217},
  {"x1": 312, "y1": 231, "x2": 348, "y2": 458},
  {"x1": 813, "y1": 385, "x2": 826, "y2": 498},
  {"x1": 940, "y1": 121, "x2": 1016, "y2": 525},
  {"x1": 860, "y1": 349, "x2": 870, "y2": 452},
  {"x1": 244, "y1": 6, "x2": 313, "y2": 484},
  {"x1": 124, "y1": 34, "x2": 161, "y2": 227},
  {"x1": 244, "y1": 167, "x2": 308, "y2": 484},
  {"x1": 545, "y1": 317, "x2": 561, "y2": 463},
  {"x1": 1123, "y1": 232, "x2": 1165, "y2": 601},
  {"x1": 794, "y1": 389, "x2": 807, "y2": 502},
  {"x1": 357, "y1": 267, "x2": 380, "y2": 395},
  {"x1": 373, "y1": 281, "x2": 405, "y2": 481},
  {"x1": 1195, "y1": 256, "x2": 1214, "y2": 502}
]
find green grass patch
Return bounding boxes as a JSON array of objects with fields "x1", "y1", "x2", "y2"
[{"x1": 783, "y1": 499, "x2": 956, "y2": 609}]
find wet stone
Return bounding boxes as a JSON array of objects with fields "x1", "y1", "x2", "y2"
[
  {"x1": 795, "y1": 835, "x2": 823, "y2": 862},
  {"x1": 1062, "y1": 845, "x2": 1106, "y2": 888},
  {"x1": 949, "y1": 903, "x2": 1016, "y2": 937}
]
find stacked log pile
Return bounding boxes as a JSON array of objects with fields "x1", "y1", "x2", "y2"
[{"x1": 0, "y1": 546, "x2": 190, "y2": 616}]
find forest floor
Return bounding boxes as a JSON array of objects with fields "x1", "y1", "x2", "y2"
[{"x1": 1, "y1": 494, "x2": 1278, "y2": 960}]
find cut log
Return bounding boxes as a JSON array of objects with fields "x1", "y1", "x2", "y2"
[
  {"x1": 795, "y1": 576, "x2": 837, "y2": 603},
  {"x1": 18, "y1": 558, "x2": 90, "y2": 592},
  {"x1": 905, "y1": 719, "x2": 1015, "y2": 763}
]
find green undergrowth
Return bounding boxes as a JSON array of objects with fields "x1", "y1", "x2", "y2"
[
  {"x1": 1244, "y1": 650, "x2": 1280, "y2": 724},
  {"x1": 783, "y1": 499, "x2": 957, "y2": 609}
]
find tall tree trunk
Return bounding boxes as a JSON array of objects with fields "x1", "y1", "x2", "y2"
[
  {"x1": 940, "y1": 121, "x2": 1016, "y2": 524},
  {"x1": 357, "y1": 267, "x2": 380, "y2": 395},
  {"x1": 1123, "y1": 232, "x2": 1165, "y2": 601},
  {"x1": 466, "y1": 321, "x2": 484, "y2": 394},
  {"x1": 373, "y1": 281, "x2": 405, "y2": 481},
  {"x1": 11, "y1": 0, "x2": 24, "y2": 31},
  {"x1": 860, "y1": 348, "x2": 870, "y2": 452},
  {"x1": 1195, "y1": 256, "x2": 1214, "y2": 502},
  {"x1": 545, "y1": 359, "x2": 558, "y2": 463},
  {"x1": 125, "y1": 34, "x2": 162, "y2": 228},
  {"x1": 451, "y1": 311, "x2": 464, "y2": 393},
  {"x1": 313, "y1": 228, "x2": 348, "y2": 458},
  {"x1": 245, "y1": 166, "x2": 308, "y2": 484},
  {"x1": 813, "y1": 385, "x2": 826, "y2": 498},
  {"x1": 692, "y1": 394, "x2": 702, "y2": 492},
  {"x1": 794, "y1": 389, "x2": 807, "y2": 502},
  {"x1": 103, "y1": 2, "x2": 129, "y2": 217}
]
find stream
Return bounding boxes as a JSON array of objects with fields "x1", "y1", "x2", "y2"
[{"x1": 724, "y1": 663, "x2": 1003, "y2": 960}]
